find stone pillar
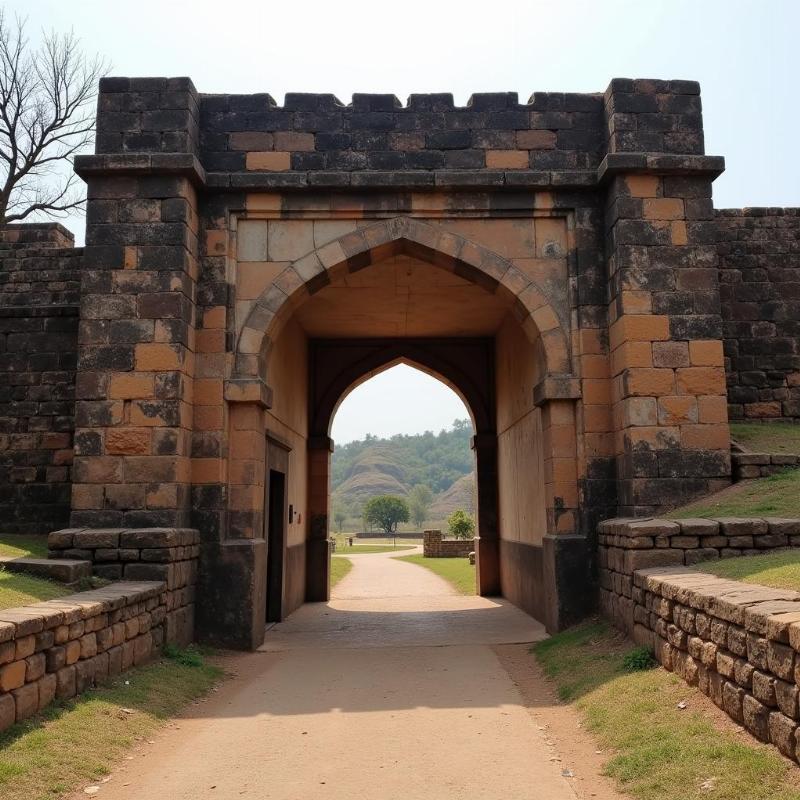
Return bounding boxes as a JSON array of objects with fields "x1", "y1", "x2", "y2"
[
  {"x1": 306, "y1": 437, "x2": 332, "y2": 602},
  {"x1": 602, "y1": 79, "x2": 730, "y2": 515},
  {"x1": 71, "y1": 77, "x2": 201, "y2": 528},
  {"x1": 472, "y1": 434, "x2": 500, "y2": 596}
]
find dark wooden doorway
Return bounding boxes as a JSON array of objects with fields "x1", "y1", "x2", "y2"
[{"x1": 265, "y1": 436, "x2": 290, "y2": 623}]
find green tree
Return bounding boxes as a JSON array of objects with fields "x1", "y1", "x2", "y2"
[
  {"x1": 364, "y1": 495, "x2": 409, "y2": 535},
  {"x1": 447, "y1": 509, "x2": 475, "y2": 539},
  {"x1": 333, "y1": 505, "x2": 347, "y2": 533},
  {"x1": 407, "y1": 484, "x2": 433, "y2": 529}
]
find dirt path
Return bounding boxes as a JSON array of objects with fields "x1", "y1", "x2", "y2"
[{"x1": 76, "y1": 552, "x2": 624, "y2": 800}]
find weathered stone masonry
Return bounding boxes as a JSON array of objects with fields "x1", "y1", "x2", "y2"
[
  {"x1": 717, "y1": 208, "x2": 800, "y2": 421},
  {"x1": 0, "y1": 581, "x2": 167, "y2": 732},
  {"x1": 0, "y1": 74, "x2": 795, "y2": 649},
  {"x1": 599, "y1": 517, "x2": 800, "y2": 762},
  {"x1": 0, "y1": 224, "x2": 81, "y2": 534}
]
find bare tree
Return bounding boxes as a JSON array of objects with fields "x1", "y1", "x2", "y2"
[{"x1": 0, "y1": 13, "x2": 107, "y2": 223}]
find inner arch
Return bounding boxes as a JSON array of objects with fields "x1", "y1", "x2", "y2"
[{"x1": 331, "y1": 361, "x2": 476, "y2": 442}]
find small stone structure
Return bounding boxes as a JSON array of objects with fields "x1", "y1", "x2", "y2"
[
  {"x1": 599, "y1": 516, "x2": 800, "y2": 761},
  {"x1": 632, "y1": 567, "x2": 800, "y2": 762},
  {"x1": 732, "y1": 451, "x2": 800, "y2": 480},
  {"x1": 47, "y1": 527, "x2": 199, "y2": 646},
  {"x1": 0, "y1": 581, "x2": 167, "y2": 732},
  {"x1": 599, "y1": 517, "x2": 800, "y2": 631},
  {"x1": 423, "y1": 530, "x2": 474, "y2": 558}
]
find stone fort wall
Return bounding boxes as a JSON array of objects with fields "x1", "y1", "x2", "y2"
[
  {"x1": 0, "y1": 79, "x2": 796, "y2": 538},
  {"x1": 0, "y1": 224, "x2": 81, "y2": 534},
  {"x1": 716, "y1": 208, "x2": 800, "y2": 421}
]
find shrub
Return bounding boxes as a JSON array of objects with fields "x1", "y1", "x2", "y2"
[
  {"x1": 164, "y1": 644, "x2": 206, "y2": 668},
  {"x1": 447, "y1": 509, "x2": 475, "y2": 539},
  {"x1": 622, "y1": 645, "x2": 655, "y2": 671}
]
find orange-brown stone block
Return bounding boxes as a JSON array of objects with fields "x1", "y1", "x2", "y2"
[{"x1": 106, "y1": 429, "x2": 151, "y2": 455}]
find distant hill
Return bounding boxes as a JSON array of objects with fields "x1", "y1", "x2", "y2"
[{"x1": 331, "y1": 419, "x2": 475, "y2": 525}]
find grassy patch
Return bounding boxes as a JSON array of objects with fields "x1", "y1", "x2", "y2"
[
  {"x1": 672, "y1": 468, "x2": 800, "y2": 518},
  {"x1": 0, "y1": 535, "x2": 49, "y2": 559},
  {"x1": 0, "y1": 570, "x2": 71, "y2": 611},
  {"x1": 395, "y1": 554, "x2": 475, "y2": 594},
  {"x1": 533, "y1": 620, "x2": 800, "y2": 800},
  {"x1": 332, "y1": 543, "x2": 415, "y2": 554},
  {"x1": 0, "y1": 647, "x2": 222, "y2": 800},
  {"x1": 731, "y1": 422, "x2": 800, "y2": 455},
  {"x1": 330, "y1": 556, "x2": 353, "y2": 588},
  {"x1": 690, "y1": 550, "x2": 800, "y2": 592}
]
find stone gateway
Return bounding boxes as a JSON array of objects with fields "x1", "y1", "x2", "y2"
[{"x1": 1, "y1": 76, "x2": 798, "y2": 649}]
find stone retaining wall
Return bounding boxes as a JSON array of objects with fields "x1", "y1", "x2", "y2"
[
  {"x1": 0, "y1": 581, "x2": 166, "y2": 733},
  {"x1": 422, "y1": 530, "x2": 474, "y2": 558},
  {"x1": 732, "y1": 452, "x2": 800, "y2": 480},
  {"x1": 48, "y1": 527, "x2": 199, "y2": 646},
  {"x1": 631, "y1": 566, "x2": 800, "y2": 762},
  {"x1": 598, "y1": 517, "x2": 800, "y2": 633}
]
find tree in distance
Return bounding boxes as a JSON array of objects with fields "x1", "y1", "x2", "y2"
[
  {"x1": 0, "y1": 13, "x2": 107, "y2": 222},
  {"x1": 364, "y1": 495, "x2": 410, "y2": 535},
  {"x1": 333, "y1": 505, "x2": 347, "y2": 533},
  {"x1": 407, "y1": 484, "x2": 433, "y2": 529},
  {"x1": 447, "y1": 509, "x2": 475, "y2": 539}
]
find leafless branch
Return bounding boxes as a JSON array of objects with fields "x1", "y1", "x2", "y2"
[{"x1": 0, "y1": 11, "x2": 108, "y2": 223}]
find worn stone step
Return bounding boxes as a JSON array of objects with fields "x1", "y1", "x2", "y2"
[{"x1": 0, "y1": 556, "x2": 92, "y2": 584}]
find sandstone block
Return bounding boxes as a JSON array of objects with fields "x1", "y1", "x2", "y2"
[
  {"x1": 25, "y1": 652, "x2": 45, "y2": 682},
  {"x1": 717, "y1": 517, "x2": 768, "y2": 536},
  {"x1": 12, "y1": 682, "x2": 38, "y2": 722},
  {"x1": 55, "y1": 665, "x2": 76, "y2": 699},
  {"x1": 743, "y1": 694, "x2": 770, "y2": 741},
  {"x1": 75, "y1": 657, "x2": 96, "y2": 693},
  {"x1": 37, "y1": 673, "x2": 57, "y2": 710},
  {"x1": 767, "y1": 640, "x2": 795, "y2": 680},
  {"x1": 716, "y1": 650, "x2": 736, "y2": 678},
  {"x1": 624, "y1": 549, "x2": 684, "y2": 573},
  {"x1": 734, "y1": 658, "x2": 755, "y2": 688},
  {"x1": 722, "y1": 681, "x2": 745, "y2": 722},
  {"x1": 684, "y1": 548, "x2": 720, "y2": 566},
  {"x1": 0, "y1": 693, "x2": 14, "y2": 732},
  {"x1": 747, "y1": 633, "x2": 769, "y2": 670},
  {"x1": 752, "y1": 670, "x2": 777, "y2": 707},
  {"x1": 0, "y1": 660, "x2": 26, "y2": 692},
  {"x1": 768, "y1": 711, "x2": 797, "y2": 758},
  {"x1": 677, "y1": 518, "x2": 720, "y2": 537},
  {"x1": 670, "y1": 535, "x2": 699, "y2": 549},
  {"x1": 775, "y1": 678, "x2": 799, "y2": 719},
  {"x1": 727, "y1": 625, "x2": 748, "y2": 657},
  {"x1": 766, "y1": 518, "x2": 800, "y2": 536}
]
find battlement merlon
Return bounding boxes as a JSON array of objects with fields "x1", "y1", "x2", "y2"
[{"x1": 75, "y1": 77, "x2": 724, "y2": 191}]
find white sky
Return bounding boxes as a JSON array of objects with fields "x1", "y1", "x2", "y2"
[
  {"x1": 331, "y1": 365, "x2": 470, "y2": 444},
  {"x1": 13, "y1": 0, "x2": 800, "y2": 442}
]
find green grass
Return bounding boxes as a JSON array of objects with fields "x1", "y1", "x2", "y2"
[
  {"x1": 534, "y1": 620, "x2": 800, "y2": 800},
  {"x1": 0, "y1": 535, "x2": 49, "y2": 559},
  {"x1": 333, "y1": 544, "x2": 416, "y2": 554},
  {"x1": 395, "y1": 554, "x2": 475, "y2": 594},
  {"x1": 330, "y1": 556, "x2": 353, "y2": 588},
  {"x1": 0, "y1": 647, "x2": 222, "y2": 800},
  {"x1": 730, "y1": 422, "x2": 800, "y2": 455},
  {"x1": 0, "y1": 570, "x2": 71, "y2": 611},
  {"x1": 673, "y1": 468, "x2": 800, "y2": 518},
  {"x1": 690, "y1": 550, "x2": 800, "y2": 592}
]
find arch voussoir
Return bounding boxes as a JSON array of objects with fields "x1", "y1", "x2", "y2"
[{"x1": 235, "y1": 215, "x2": 573, "y2": 382}]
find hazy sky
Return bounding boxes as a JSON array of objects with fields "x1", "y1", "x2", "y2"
[{"x1": 14, "y1": 1, "x2": 799, "y2": 443}]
